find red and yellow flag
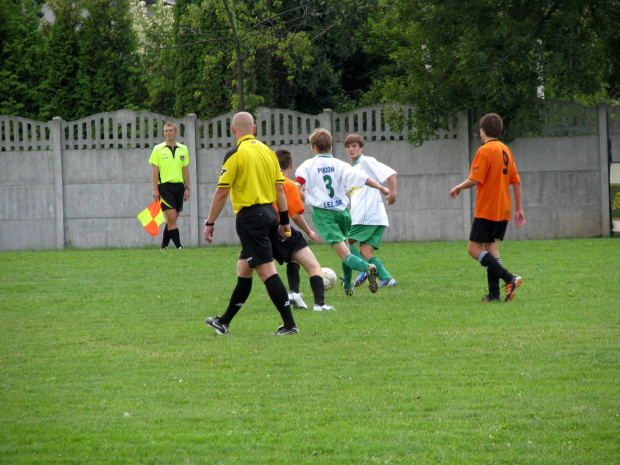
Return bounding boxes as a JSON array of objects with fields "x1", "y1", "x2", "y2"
[{"x1": 137, "y1": 200, "x2": 165, "y2": 237}]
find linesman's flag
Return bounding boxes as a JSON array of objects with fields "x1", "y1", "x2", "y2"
[{"x1": 137, "y1": 200, "x2": 165, "y2": 237}]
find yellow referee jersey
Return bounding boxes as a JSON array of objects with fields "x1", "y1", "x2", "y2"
[
  {"x1": 148, "y1": 142, "x2": 189, "y2": 184},
  {"x1": 218, "y1": 135, "x2": 285, "y2": 214}
]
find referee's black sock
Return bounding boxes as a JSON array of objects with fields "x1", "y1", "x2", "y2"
[
  {"x1": 286, "y1": 262, "x2": 301, "y2": 294},
  {"x1": 220, "y1": 277, "x2": 253, "y2": 325},
  {"x1": 478, "y1": 251, "x2": 512, "y2": 283},
  {"x1": 264, "y1": 274, "x2": 296, "y2": 328},
  {"x1": 487, "y1": 258, "x2": 502, "y2": 298},
  {"x1": 169, "y1": 228, "x2": 182, "y2": 248},
  {"x1": 161, "y1": 226, "x2": 171, "y2": 248},
  {"x1": 309, "y1": 274, "x2": 325, "y2": 306}
]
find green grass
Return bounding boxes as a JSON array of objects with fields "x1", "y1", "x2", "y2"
[{"x1": 1, "y1": 239, "x2": 619, "y2": 464}]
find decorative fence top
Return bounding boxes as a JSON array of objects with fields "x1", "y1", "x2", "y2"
[{"x1": 0, "y1": 101, "x2": 616, "y2": 152}]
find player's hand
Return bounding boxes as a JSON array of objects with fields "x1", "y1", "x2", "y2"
[
  {"x1": 204, "y1": 225, "x2": 214, "y2": 243},
  {"x1": 449, "y1": 186, "x2": 461, "y2": 198},
  {"x1": 514, "y1": 210, "x2": 526, "y2": 228},
  {"x1": 279, "y1": 224, "x2": 292, "y2": 240},
  {"x1": 183, "y1": 190, "x2": 190, "y2": 201},
  {"x1": 386, "y1": 191, "x2": 397, "y2": 205},
  {"x1": 152, "y1": 190, "x2": 160, "y2": 200},
  {"x1": 308, "y1": 230, "x2": 319, "y2": 244}
]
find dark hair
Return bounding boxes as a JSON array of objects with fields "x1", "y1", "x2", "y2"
[
  {"x1": 344, "y1": 134, "x2": 365, "y2": 148},
  {"x1": 479, "y1": 113, "x2": 503, "y2": 139},
  {"x1": 275, "y1": 148, "x2": 293, "y2": 170}
]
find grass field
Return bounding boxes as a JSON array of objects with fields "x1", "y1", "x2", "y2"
[{"x1": 1, "y1": 238, "x2": 619, "y2": 464}]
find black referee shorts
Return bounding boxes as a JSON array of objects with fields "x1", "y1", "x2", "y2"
[
  {"x1": 236, "y1": 204, "x2": 280, "y2": 268},
  {"x1": 158, "y1": 182, "x2": 184, "y2": 212},
  {"x1": 469, "y1": 217, "x2": 508, "y2": 243}
]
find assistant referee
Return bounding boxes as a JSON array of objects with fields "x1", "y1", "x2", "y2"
[
  {"x1": 203, "y1": 112, "x2": 298, "y2": 336},
  {"x1": 148, "y1": 122, "x2": 190, "y2": 249}
]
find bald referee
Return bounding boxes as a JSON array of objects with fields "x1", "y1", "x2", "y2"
[{"x1": 203, "y1": 112, "x2": 298, "y2": 336}]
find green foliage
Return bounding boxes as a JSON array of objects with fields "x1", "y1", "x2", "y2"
[
  {"x1": 364, "y1": 0, "x2": 620, "y2": 144},
  {"x1": 0, "y1": 0, "x2": 46, "y2": 118},
  {"x1": 1, "y1": 239, "x2": 619, "y2": 464}
]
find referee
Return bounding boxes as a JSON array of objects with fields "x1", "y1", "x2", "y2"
[
  {"x1": 203, "y1": 112, "x2": 298, "y2": 336},
  {"x1": 149, "y1": 122, "x2": 190, "y2": 249}
]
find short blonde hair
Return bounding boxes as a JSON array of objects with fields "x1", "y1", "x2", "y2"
[{"x1": 309, "y1": 128, "x2": 332, "y2": 153}]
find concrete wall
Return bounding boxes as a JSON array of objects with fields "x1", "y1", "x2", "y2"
[{"x1": 0, "y1": 102, "x2": 616, "y2": 251}]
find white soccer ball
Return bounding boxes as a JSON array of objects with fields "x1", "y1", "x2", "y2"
[{"x1": 321, "y1": 267, "x2": 337, "y2": 291}]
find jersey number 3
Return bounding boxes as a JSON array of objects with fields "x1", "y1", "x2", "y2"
[{"x1": 323, "y1": 175, "x2": 335, "y2": 198}]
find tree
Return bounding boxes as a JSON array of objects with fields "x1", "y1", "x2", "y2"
[
  {"x1": 0, "y1": 0, "x2": 46, "y2": 118},
  {"x1": 177, "y1": 0, "x2": 314, "y2": 113},
  {"x1": 364, "y1": 0, "x2": 620, "y2": 144}
]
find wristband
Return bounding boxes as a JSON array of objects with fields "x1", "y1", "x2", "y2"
[
  {"x1": 204, "y1": 220, "x2": 215, "y2": 226},
  {"x1": 279, "y1": 210, "x2": 289, "y2": 226},
  {"x1": 185, "y1": 186, "x2": 190, "y2": 190}
]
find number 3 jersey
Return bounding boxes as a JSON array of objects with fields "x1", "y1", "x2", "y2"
[
  {"x1": 295, "y1": 154, "x2": 368, "y2": 211},
  {"x1": 469, "y1": 140, "x2": 521, "y2": 222}
]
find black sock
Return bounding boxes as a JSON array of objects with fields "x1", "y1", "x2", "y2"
[
  {"x1": 479, "y1": 251, "x2": 512, "y2": 283},
  {"x1": 309, "y1": 274, "x2": 325, "y2": 305},
  {"x1": 169, "y1": 228, "x2": 182, "y2": 248},
  {"x1": 264, "y1": 274, "x2": 295, "y2": 328},
  {"x1": 286, "y1": 262, "x2": 301, "y2": 293},
  {"x1": 162, "y1": 225, "x2": 171, "y2": 248},
  {"x1": 220, "y1": 277, "x2": 253, "y2": 325},
  {"x1": 487, "y1": 269, "x2": 501, "y2": 298}
]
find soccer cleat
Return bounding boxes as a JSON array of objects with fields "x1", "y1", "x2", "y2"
[
  {"x1": 504, "y1": 275, "x2": 523, "y2": 302},
  {"x1": 481, "y1": 294, "x2": 502, "y2": 302},
  {"x1": 344, "y1": 288, "x2": 354, "y2": 297},
  {"x1": 205, "y1": 316, "x2": 229, "y2": 335},
  {"x1": 366, "y1": 264, "x2": 379, "y2": 294},
  {"x1": 378, "y1": 278, "x2": 397, "y2": 287},
  {"x1": 313, "y1": 303, "x2": 335, "y2": 311},
  {"x1": 272, "y1": 325, "x2": 299, "y2": 336},
  {"x1": 354, "y1": 271, "x2": 367, "y2": 287},
  {"x1": 288, "y1": 292, "x2": 308, "y2": 309},
  {"x1": 161, "y1": 246, "x2": 168, "y2": 250},
  {"x1": 177, "y1": 246, "x2": 183, "y2": 250}
]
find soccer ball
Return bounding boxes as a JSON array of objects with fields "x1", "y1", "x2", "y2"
[{"x1": 321, "y1": 267, "x2": 337, "y2": 291}]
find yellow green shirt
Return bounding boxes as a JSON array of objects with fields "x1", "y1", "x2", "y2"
[
  {"x1": 148, "y1": 142, "x2": 189, "y2": 184},
  {"x1": 218, "y1": 135, "x2": 284, "y2": 214}
]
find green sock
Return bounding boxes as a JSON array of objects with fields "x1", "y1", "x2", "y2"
[
  {"x1": 341, "y1": 261, "x2": 353, "y2": 290},
  {"x1": 369, "y1": 256, "x2": 391, "y2": 281},
  {"x1": 344, "y1": 253, "x2": 368, "y2": 273},
  {"x1": 348, "y1": 244, "x2": 364, "y2": 259}
]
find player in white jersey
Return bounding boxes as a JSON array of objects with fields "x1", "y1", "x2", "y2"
[
  {"x1": 295, "y1": 128, "x2": 391, "y2": 295},
  {"x1": 345, "y1": 134, "x2": 398, "y2": 289}
]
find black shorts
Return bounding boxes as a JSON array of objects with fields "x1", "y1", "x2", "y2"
[
  {"x1": 159, "y1": 182, "x2": 184, "y2": 212},
  {"x1": 271, "y1": 228, "x2": 309, "y2": 265},
  {"x1": 469, "y1": 218, "x2": 508, "y2": 243},
  {"x1": 236, "y1": 204, "x2": 281, "y2": 268}
]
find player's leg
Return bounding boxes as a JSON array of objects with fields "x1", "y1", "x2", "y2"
[
  {"x1": 160, "y1": 183, "x2": 184, "y2": 249},
  {"x1": 483, "y1": 241, "x2": 501, "y2": 301},
  {"x1": 291, "y1": 246, "x2": 332, "y2": 310},
  {"x1": 333, "y1": 241, "x2": 378, "y2": 294},
  {"x1": 348, "y1": 243, "x2": 367, "y2": 287},
  {"x1": 285, "y1": 261, "x2": 307, "y2": 309},
  {"x1": 206, "y1": 256, "x2": 253, "y2": 335}
]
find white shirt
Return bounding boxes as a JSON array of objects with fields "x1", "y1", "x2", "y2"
[
  {"x1": 295, "y1": 154, "x2": 368, "y2": 211},
  {"x1": 349, "y1": 154, "x2": 396, "y2": 226}
]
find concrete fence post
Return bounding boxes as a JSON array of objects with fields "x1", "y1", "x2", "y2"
[
  {"x1": 185, "y1": 113, "x2": 199, "y2": 246},
  {"x1": 598, "y1": 103, "x2": 611, "y2": 238},
  {"x1": 319, "y1": 109, "x2": 333, "y2": 134},
  {"x1": 51, "y1": 117, "x2": 65, "y2": 249},
  {"x1": 463, "y1": 110, "x2": 475, "y2": 240}
]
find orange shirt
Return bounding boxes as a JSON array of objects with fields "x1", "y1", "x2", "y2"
[
  {"x1": 469, "y1": 140, "x2": 521, "y2": 222},
  {"x1": 273, "y1": 177, "x2": 304, "y2": 217}
]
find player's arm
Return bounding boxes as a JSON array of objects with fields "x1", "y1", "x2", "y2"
[
  {"x1": 512, "y1": 182, "x2": 526, "y2": 227},
  {"x1": 364, "y1": 177, "x2": 389, "y2": 196},
  {"x1": 385, "y1": 173, "x2": 397, "y2": 205},
  {"x1": 182, "y1": 165, "x2": 190, "y2": 201},
  {"x1": 291, "y1": 213, "x2": 319, "y2": 244},
  {"x1": 276, "y1": 183, "x2": 291, "y2": 238},
  {"x1": 450, "y1": 178, "x2": 479, "y2": 198},
  {"x1": 151, "y1": 164, "x2": 160, "y2": 200},
  {"x1": 204, "y1": 187, "x2": 230, "y2": 243}
]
